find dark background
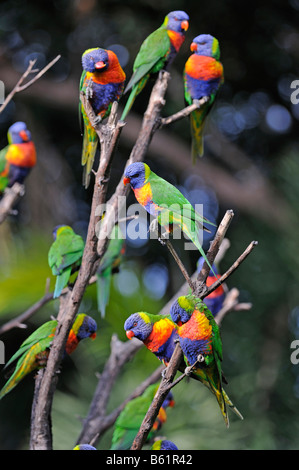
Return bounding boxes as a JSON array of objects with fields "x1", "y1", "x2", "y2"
[{"x1": 0, "y1": 0, "x2": 298, "y2": 450}]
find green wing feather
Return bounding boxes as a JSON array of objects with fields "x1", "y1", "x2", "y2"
[
  {"x1": 110, "y1": 384, "x2": 157, "y2": 450},
  {"x1": 4, "y1": 320, "x2": 57, "y2": 370},
  {"x1": 121, "y1": 26, "x2": 170, "y2": 120},
  {"x1": 124, "y1": 26, "x2": 170, "y2": 94}
]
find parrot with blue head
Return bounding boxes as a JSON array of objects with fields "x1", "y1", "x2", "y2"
[
  {"x1": 80, "y1": 47, "x2": 126, "y2": 187},
  {"x1": 121, "y1": 11, "x2": 189, "y2": 121},
  {"x1": 184, "y1": 34, "x2": 224, "y2": 162},
  {"x1": 0, "y1": 121, "x2": 36, "y2": 192},
  {"x1": 0, "y1": 314, "x2": 97, "y2": 399}
]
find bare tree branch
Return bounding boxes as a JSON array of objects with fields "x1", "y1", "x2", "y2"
[
  {"x1": 0, "y1": 55, "x2": 61, "y2": 114},
  {"x1": 158, "y1": 96, "x2": 209, "y2": 127},
  {"x1": 0, "y1": 183, "x2": 25, "y2": 225}
]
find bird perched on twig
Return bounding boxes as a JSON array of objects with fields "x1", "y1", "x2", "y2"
[
  {"x1": 80, "y1": 48, "x2": 126, "y2": 187},
  {"x1": 121, "y1": 10, "x2": 189, "y2": 121},
  {"x1": 0, "y1": 314, "x2": 97, "y2": 399},
  {"x1": 184, "y1": 34, "x2": 224, "y2": 162}
]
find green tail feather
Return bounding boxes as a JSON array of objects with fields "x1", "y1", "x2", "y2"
[
  {"x1": 121, "y1": 76, "x2": 149, "y2": 121},
  {"x1": 54, "y1": 267, "x2": 72, "y2": 299},
  {"x1": 190, "y1": 112, "x2": 205, "y2": 163},
  {"x1": 81, "y1": 127, "x2": 98, "y2": 188}
]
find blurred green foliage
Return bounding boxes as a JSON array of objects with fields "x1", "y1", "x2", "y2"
[{"x1": 0, "y1": 0, "x2": 299, "y2": 451}]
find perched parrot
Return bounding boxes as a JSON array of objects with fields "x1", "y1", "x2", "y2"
[
  {"x1": 151, "y1": 439, "x2": 178, "y2": 450},
  {"x1": 80, "y1": 48, "x2": 126, "y2": 187},
  {"x1": 170, "y1": 294, "x2": 243, "y2": 427},
  {"x1": 48, "y1": 225, "x2": 85, "y2": 299},
  {"x1": 123, "y1": 162, "x2": 216, "y2": 272},
  {"x1": 124, "y1": 311, "x2": 179, "y2": 366},
  {"x1": 0, "y1": 121, "x2": 36, "y2": 192},
  {"x1": 121, "y1": 10, "x2": 189, "y2": 121},
  {"x1": 197, "y1": 256, "x2": 225, "y2": 317},
  {"x1": 184, "y1": 34, "x2": 224, "y2": 162},
  {"x1": 96, "y1": 224, "x2": 125, "y2": 318},
  {"x1": 124, "y1": 310, "x2": 242, "y2": 426},
  {"x1": 0, "y1": 314, "x2": 97, "y2": 399},
  {"x1": 73, "y1": 444, "x2": 97, "y2": 450},
  {"x1": 110, "y1": 383, "x2": 174, "y2": 450}
]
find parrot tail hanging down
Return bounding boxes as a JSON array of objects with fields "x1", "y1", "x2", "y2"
[
  {"x1": 48, "y1": 225, "x2": 85, "y2": 299},
  {"x1": 123, "y1": 162, "x2": 217, "y2": 275},
  {"x1": 184, "y1": 34, "x2": 224, "y2": 162},
  {"x1": 0, "y1": 314, "x2": 97, "y2": 399},
  {"x1": 96, "y1": 224, "x2": 125, "y2": 318},
  {"x1": 80, "y1": 48, "x2": 126, "y2": 187},
  {"x1": 170, "y1": 294, "x2": 243, "y2": 427},
  {"x1": 121, "y1": 10, "x2": 189, "y2": 121},
  {"x1": 0, "y1": 121, "x2": 36, "y2": 193}
]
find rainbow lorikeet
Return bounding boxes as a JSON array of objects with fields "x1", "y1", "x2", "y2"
[
  {"x1": 80, "y1": 48, "x2": 126, "y2": 188},
  {"x1": 184, "y1": 34, "x2": 224, "y2": 162},
  {"x1": 197, "y1": 256, "x2": 225, "y2": 317},
  {"x1": 96, "y1": 224, "x2": 125, "y2": 318},
  {"x1": 48, "y1": 225, "x2": 85, "y2": 299},
  {"x1": 0, "y1": 121, "x2": 36, "y2": 192},
  {"x1": 121, "y1": 10, "x2": 189, "y2": 121},
  {"x1": 170, "y1": 294, "x2": 242, "y2": 427},
  {"x1": 110, "y1": 383, "x2": 175, "y2": 450},
  {"x1": 0, "y1": 314, "x2": 97, "y2": 399},
  {"x1": 123, "y1": 162, "x2": 216, "y2": 271},
  {"x1": 151, "y1": 439, "x2": 178, "y2": 450},
  {"x1": 124, "y1": 310, "x2": 241, "y2": 426},
  {"x1": 73, "y1": 444, "x2": 97, "y2": 450}
]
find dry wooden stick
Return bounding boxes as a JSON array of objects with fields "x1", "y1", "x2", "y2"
[
  {"x1": 0, "y1": 55, "x2": 61, "y2": 114},
  {"x1": 29, "y1": 99, "x2": 122, "y2": 450},
  {"x1": 159, "y1": 96, "x2": 209, "y2": 127},
  {"x1": 0, "y1": 183, "x2": 25, "y2": 225},
  {"x1": 131, "y1": 343, "x2": 184, "y2": 450},
  {"x1": 75, "y1": 335, "x2": 164, "y2": 446}
]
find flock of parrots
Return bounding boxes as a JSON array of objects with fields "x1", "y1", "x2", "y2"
[{"x1": 0, "y1": 10, "x2": 241, "y2": 450}]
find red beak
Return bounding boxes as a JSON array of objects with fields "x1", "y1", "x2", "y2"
[
  {"x1": 90, "y1": 332, "x2": 97, "y2": 340},
  {"x1": 95, "y1": 61, "x2": 106, "y2": 69},
  {"x1": 123, "y1": 177, "x2": 130, "y2": 186},
  {"x1": 177, "y1": 321, "x2": 183, "y2": 327},
  {"x1": 126, "y1": 330, "x2": 135, "y2": 340},
  {"x1": 190, "y1": 42, "x2": 197, "y2": 52},
  {"x1": 19, "y1": 130, "x2": 29, "y2": 141},
  {"x1": 181, "y1": 20, "x2": 189, "y2": 31}
]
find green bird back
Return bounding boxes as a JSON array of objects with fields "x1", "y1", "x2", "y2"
[
  {"x1": 0, "y1": 320, "x2": 57, "y2": 399},
  {"x1": 48, "y1": 226, "x2": 85, "y2": 299},
  {"x1": 121, "y1": 23, "x2": 171, "y2": 121}
]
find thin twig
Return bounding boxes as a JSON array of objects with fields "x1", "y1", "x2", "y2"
[
  {"x1": 0, "y1": 55, "x2": 61, "y2": 114},
  {"x1": 215, "y1": 287, "x2": 252, "y2": 326},
  {"x1": 203, "y1": 240, "x2": 258, "y2": 299},
  {"x1": 131, "y1": 342, "x2": 184, "y2": 450},
  {"x1": 164, "y1": 239, "x2": 194, "y2": 290},
  {"x1": 159, "y1": 96, "x2": 209, "y2": 128},
  {"x1": 195, "y1": 209, "x2": 235, "y2": 298},
  {"x1": 0, "y1": 183, "x2": 25, "y2": 225}
]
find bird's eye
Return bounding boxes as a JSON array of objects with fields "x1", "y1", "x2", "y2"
[{"x1": 133, "y1": 321, "x2": 138, "y2": 327}]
